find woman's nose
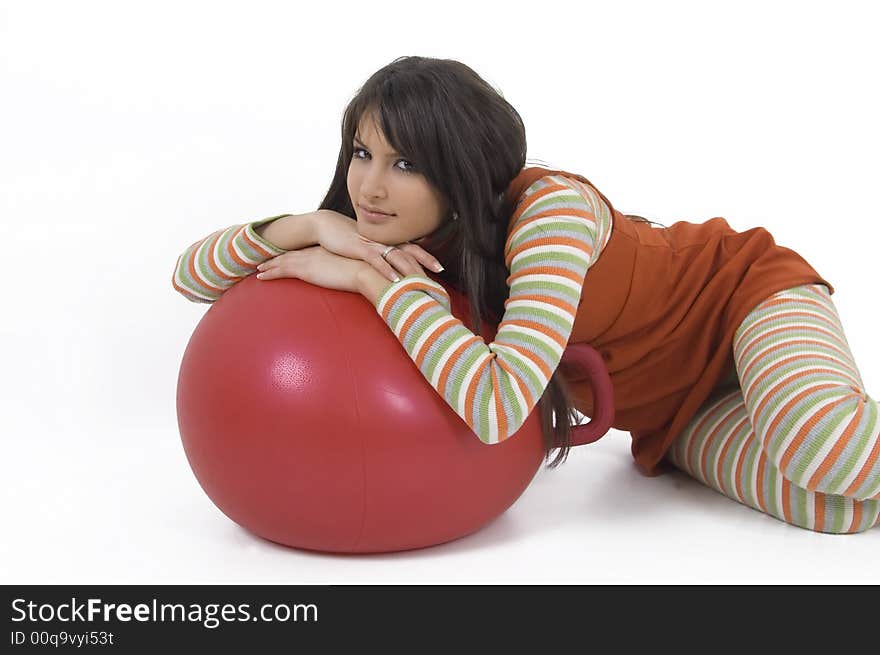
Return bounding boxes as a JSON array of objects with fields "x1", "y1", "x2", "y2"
[{"x1": 361, "y1": 165, "x2": 390, "y2": 197}]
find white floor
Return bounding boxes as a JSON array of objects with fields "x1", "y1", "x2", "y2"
[
  {"x1": 3, "y1": 420, "x2": 878, "y2": 585},
  {"x1": 3, "y1": 0, "x2": 879, "y2": 586}
]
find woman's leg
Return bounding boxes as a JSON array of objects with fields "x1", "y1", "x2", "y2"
[{"x1": 664, "y1": 284, "x2": 880, "y2": 533}]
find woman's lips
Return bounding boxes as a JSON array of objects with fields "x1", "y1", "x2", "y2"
[{"x1": 360, "y1": 205, "x2": 396, "y2": 221}]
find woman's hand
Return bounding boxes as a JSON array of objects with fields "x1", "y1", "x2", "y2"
[
  {"x1": 311, "y1": 209, "x2": 444, "y2": 281},
  {"x1": 255, "y1": 246, "x2": 366, "y2": 294}
]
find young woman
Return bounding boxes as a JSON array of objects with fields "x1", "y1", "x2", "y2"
[{"x1": 173, "y1": 56, "x2": 879, "y2": 534}]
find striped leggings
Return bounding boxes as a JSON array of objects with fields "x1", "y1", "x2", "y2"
[{"x1": 664, "y1": 284, "x2": 880, "y2": 534}]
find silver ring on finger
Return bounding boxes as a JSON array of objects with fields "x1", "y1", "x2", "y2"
[{"x1": 380, "y1": 245, "x2": 398, "y2": 261}]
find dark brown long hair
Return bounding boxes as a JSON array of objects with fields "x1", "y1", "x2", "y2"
[{"x1": 316, "y1": 56, "x2": 647, "y2": 467}]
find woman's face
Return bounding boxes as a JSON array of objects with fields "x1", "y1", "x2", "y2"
[{"x1": 347, "y1": 112, "x2": 449, "y2": 246}]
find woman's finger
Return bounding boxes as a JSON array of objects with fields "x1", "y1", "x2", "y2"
[
  {"x1": 395, "y1": 248, "x2": 425, "y2": 275},
  {"x1": 373, "y1": 248, "x2": 419, "y2": 281},
  {"x1": 397, "y1": 243, "x2": 443, "y2": 272},
  {"x1": 388, "y1": 248, "x2": 428, "y2": 278},
  {"x1": 257, "y1": 253, "x2": 286, "y2": 269},
  {"x1": 257, "y1": 253, "x2": 296, "y2": 279},
  {"x1": 371, "y1": 253, "x2": 404, "y2": 282}
]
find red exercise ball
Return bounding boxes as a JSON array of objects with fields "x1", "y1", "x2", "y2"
[{"x1": 176, "y1": 273, "x2": 547, "y2": 553}]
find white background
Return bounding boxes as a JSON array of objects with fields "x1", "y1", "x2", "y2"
[{"x1": 2, "y1": 0, "x2": 878, "y2": 584}]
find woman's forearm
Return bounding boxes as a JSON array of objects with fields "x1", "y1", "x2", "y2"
[
  {"x1": 254, "y1": 213, "x2": 318, "y2": 251},
  {"x1": 357, "y1": 266, "x2": 395, "y2": 307}
]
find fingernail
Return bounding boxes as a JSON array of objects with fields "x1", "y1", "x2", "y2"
[
  {"x1": 393, "y1": 276, "x2": 401, "y2": 282},
  {"x1": 434, "y1": 264, "x2": 444, "y2": 272}
]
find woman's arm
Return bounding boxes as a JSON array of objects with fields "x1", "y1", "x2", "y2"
[
  {"x1": 171, "y1": 212, "x2": 317, "y2": 303},
  {"x1": 362, "y1": 174, "x2": 614, "y2": 444},
  {"x1": 357, "y1": 266, "x2": 396, "y2": 306},
  {"x1": 253, "y1": 212, "x2": 318, "y2": 251}
]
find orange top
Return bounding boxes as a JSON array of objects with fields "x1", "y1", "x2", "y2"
[{"x1": 506, "y1": 166, "x2": 835, "y2": 476}]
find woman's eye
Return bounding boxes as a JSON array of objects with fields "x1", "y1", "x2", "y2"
[{"x1": 352, "y1": 147, "x2": 416, "y2": 174}]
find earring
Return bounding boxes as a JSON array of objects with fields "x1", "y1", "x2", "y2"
[{"x1": 451, "y1": 211, "x2": 459, "y2": 221}]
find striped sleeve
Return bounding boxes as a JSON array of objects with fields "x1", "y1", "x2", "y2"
[
  {"x1": 171, "y1": 214, "x2": 292, "y2": 303},
  {"x1": 372, "y1": 174, "x2": 613, "y2": 444}
]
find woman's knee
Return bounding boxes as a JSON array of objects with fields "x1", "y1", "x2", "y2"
[{"x1": 771, "y1": 391, "x2": 880, "y2": 502}]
